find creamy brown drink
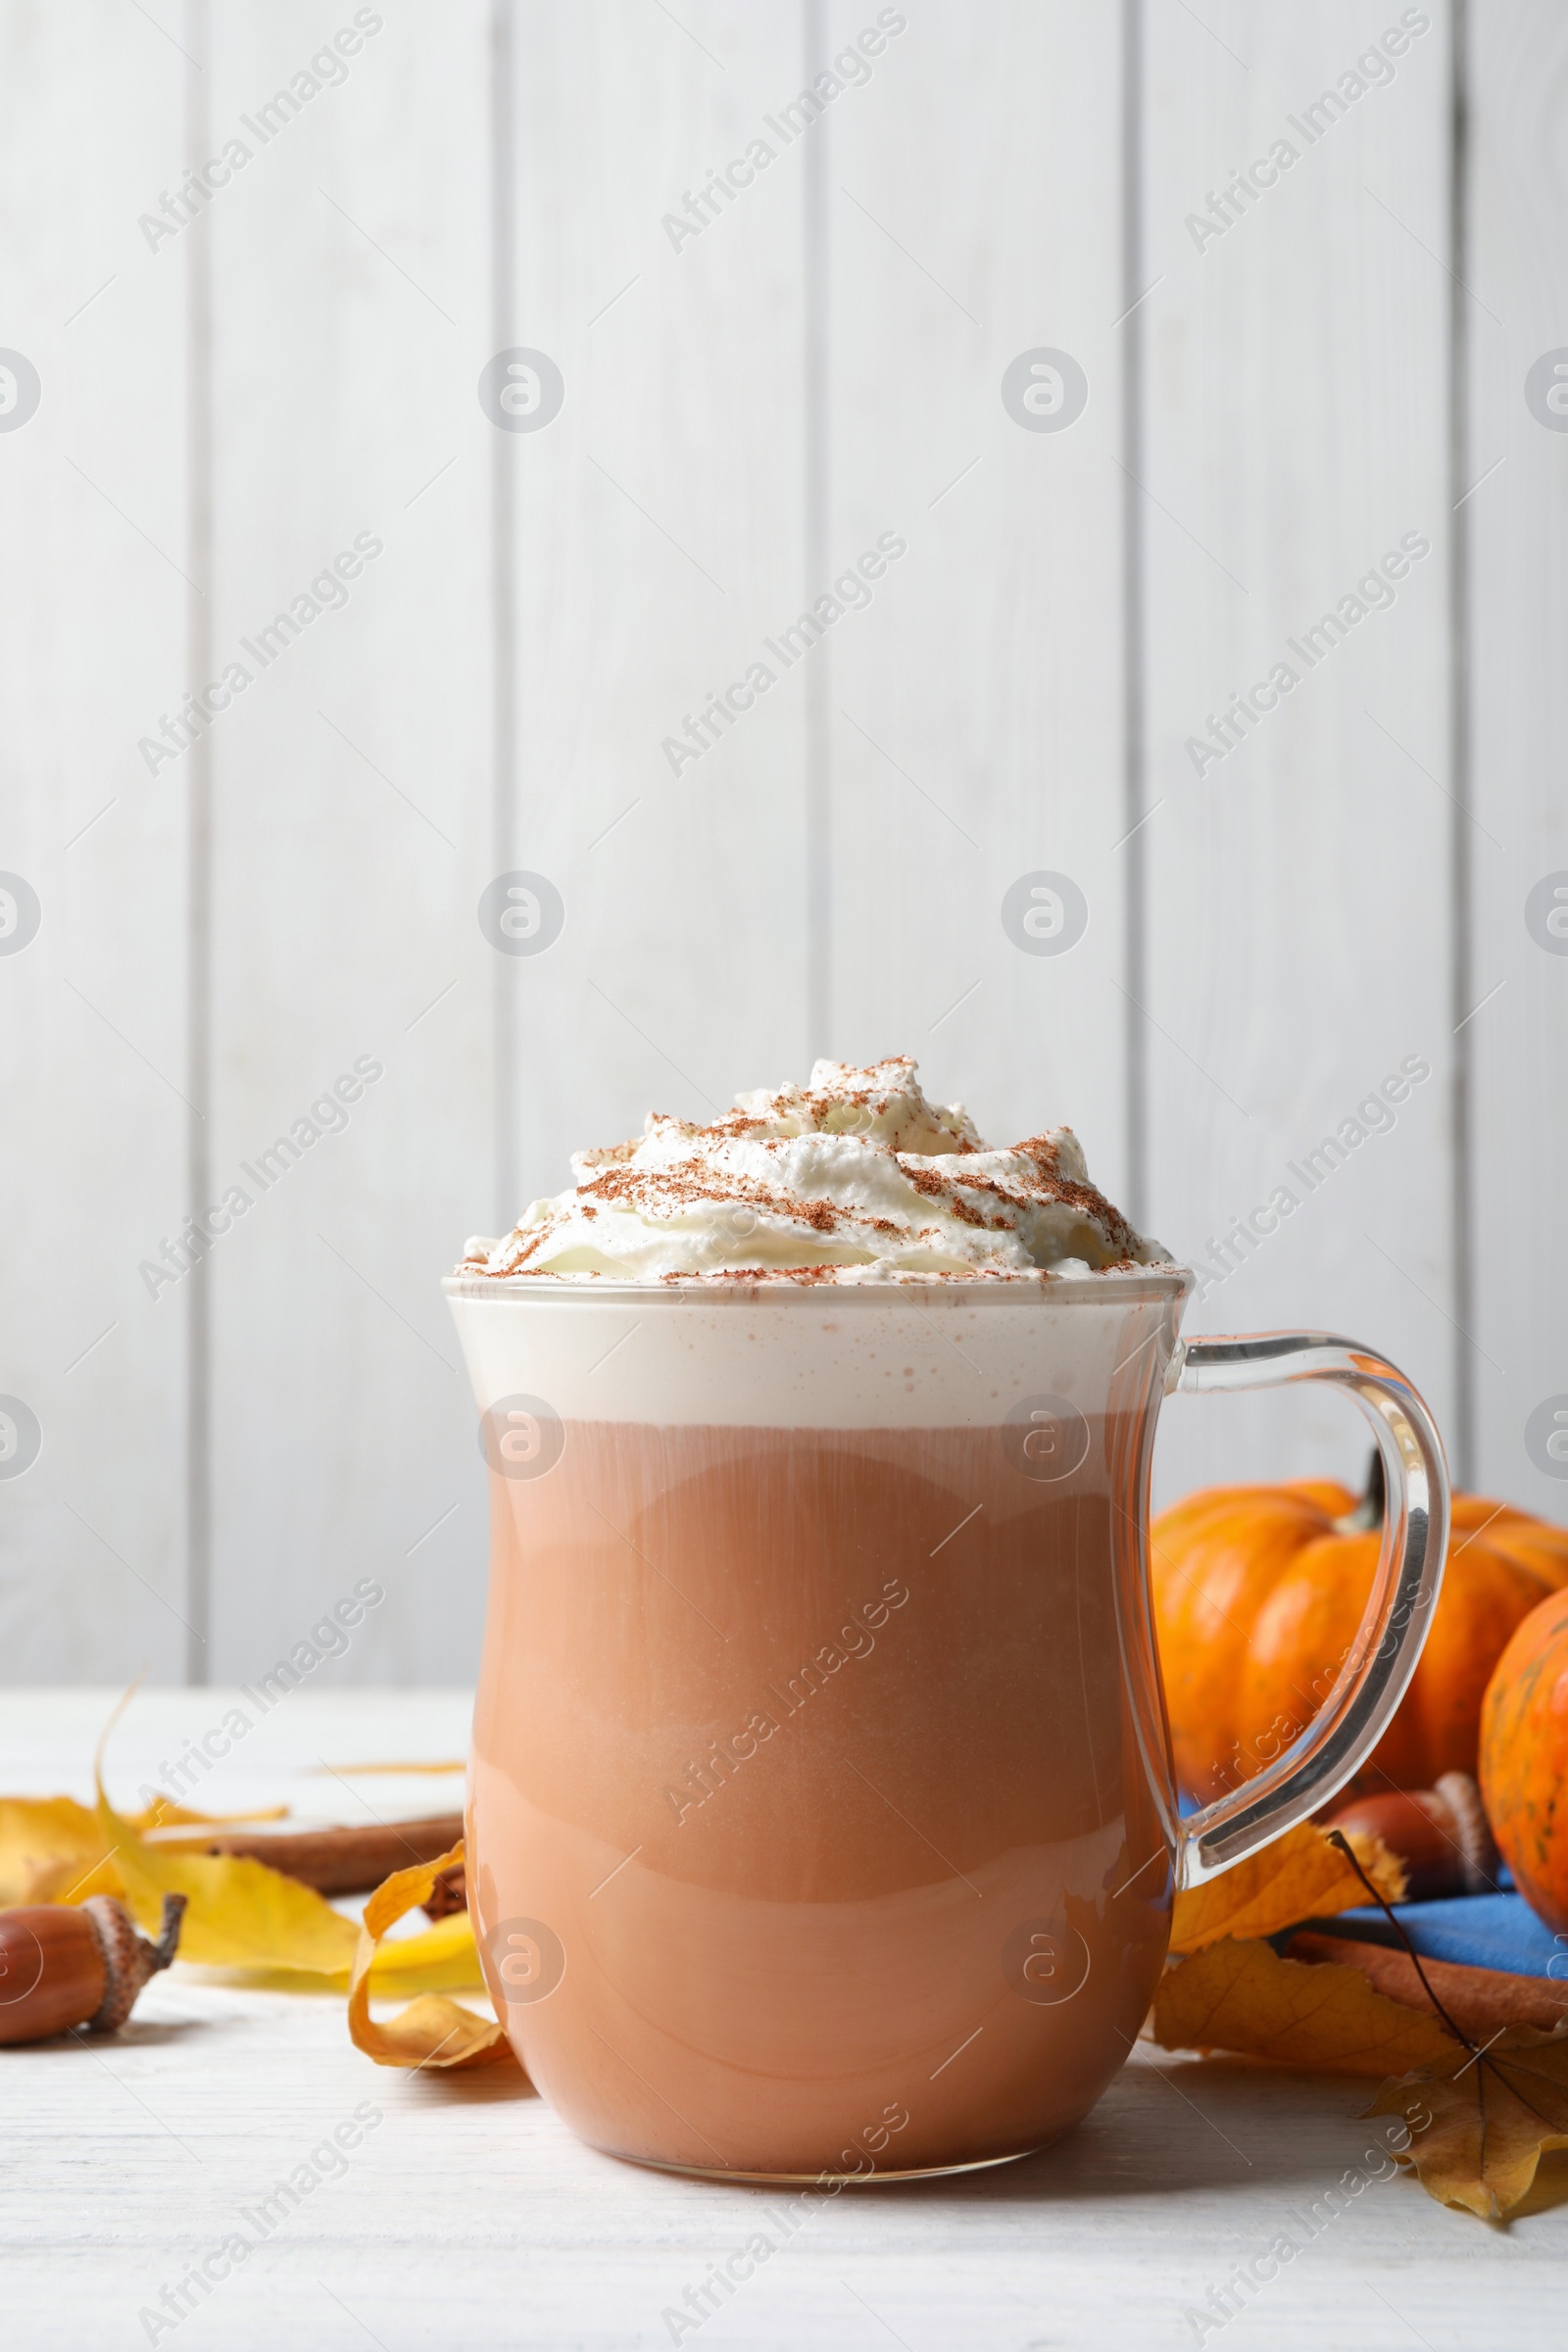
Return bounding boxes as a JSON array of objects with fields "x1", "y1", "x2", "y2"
[
  {"x1": 452, "y1": 1061, "x2": 1186, "y2": 2177},
  {"x1": 447, "y1": 1058, "x2": 1447, "y2": 2180},
  {"x1": 466, "y1": 1401, "x2": 1177, "y2": 2179}
]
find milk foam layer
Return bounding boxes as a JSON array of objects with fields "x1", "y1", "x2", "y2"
[
  {"x1": 444, "y1": 1283, "x2": 1190, "y2": 1430},
  {"x1": 460, "y1": 1056, "x2": 1171, "y2": 1285}
]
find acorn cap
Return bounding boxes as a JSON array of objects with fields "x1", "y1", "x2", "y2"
[{"x1": 82, "y1": 1893, "x2": 187, "y2": 2033}]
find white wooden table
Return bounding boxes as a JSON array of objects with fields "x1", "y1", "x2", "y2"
[{"x1": 4, "y1": 1691, "x2": 1564, "y2": 2351}]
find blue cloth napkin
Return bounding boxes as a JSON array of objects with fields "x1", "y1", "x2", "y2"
[
  {"x1": 1175, "y1": 1788, "x2": 1565, "y2": 1978},
  {"x1": 1308, "y1": 1892, "x2": 1566, "y2": 1981}
]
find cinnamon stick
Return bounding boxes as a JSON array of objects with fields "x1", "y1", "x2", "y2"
[
  {"x1": 421, "y1": 1861, "x2": 467, "y2": 1918},
  {"x1": 1285, "y1": 1931, "x2": 1568, "y2": 2039},
  {"x1": 148, "y1": 1814, "x2": 465, "y2": 1894}
]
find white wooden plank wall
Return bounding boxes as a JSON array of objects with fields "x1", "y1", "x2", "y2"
[
  {"x1": 825, "y1": 0, "x2": 1130, "y2": 1189},
  {"x1": 1140, "y1": 0, "x2": 1458, "y2": 1508},
  {"x1": 499, "y1": 2, "x2": 811, "y2": 1226},
  {"x1": 1468, "y1": 1, "x2": 1568, "y2": 1522},
  {"x1": 202, "y1": 4, "x2": 494, "y2": 1684},
  {"x1": 0, "y1": 4, "x2": 192, "y2": 1679},
  {"x1": 0, "y1": 0, "x2": 1561, "y2": 1687}
]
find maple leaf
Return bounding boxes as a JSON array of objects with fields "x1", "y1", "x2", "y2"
[
  {"x1": 348, "y1": 1839, "x2": 523, "y2": 2073},
  {"x1": 1169, "y1": 1820, "x2": 1406, "y2": 1956},
  {"x1": 1152, "y1": 1936, "x2": 1460, "y2": 2076},
  {"x1": 1368, "y1": 2023, "x2": 1568, "y2": 2218}
]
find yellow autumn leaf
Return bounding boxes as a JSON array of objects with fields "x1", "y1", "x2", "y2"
[
  {"x1": 87, "y1": 1787, "x2": 485, "y2": 1987},
  {"x1": 1367, "y1": 2022, "x2": 1568, "y2": 2218},
  {"x1": 368, "y1": 1910, "x2": 485, "y2": 1994},
  {"x1": 134, "y1": 1796, "x2": 290, "y2": 1832},
  {"x1": 1169, "y1": 1822, "x2": 1406, "y2": 1956},
  {"x1": 349, "y1": 1839, "x2": 521, "y2": 2072},
  {"x1": 0, "y1": 1698, "x2": 480, "y2": 1990},
  {"x1": 25, "y1": 1849, "x2": 128, "y2": 1906},
  {"x1": 84, "y1": 1694, "x2": 352, "y2": 1981},
  {"x1": 216, "y1": 1916, "x2": 485, "y2": 1995},
  {"x1": 1, "y1": 1789, "x2": 299, "y2": 1906},
  {"x1": 0, "y1": 1795, "x2": 115, "y2": 1906},
  {"x1": 1152, "y1": 1936, "x2": 1460, "y2": 2076},
  {"x1": 97, "y1": 1786, "x2": 362, "y2": 1974}
]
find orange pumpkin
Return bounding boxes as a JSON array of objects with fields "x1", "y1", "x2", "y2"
[
  {"x1": 1152, "y1": 1464, "x2": 1568, "y2": 1803},
  {"x1": 1479, "y1": 1587, "x2": 1568, "y2": 1936}
]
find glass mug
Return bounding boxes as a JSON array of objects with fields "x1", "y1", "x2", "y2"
[{"x1": 445, "y1": 1271, "x2": 1447, "y2": 2182}]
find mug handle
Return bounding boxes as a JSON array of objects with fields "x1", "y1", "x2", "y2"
[{"x1": 1167, "y1": 1331, "x2": 1449, "y2": 1888}]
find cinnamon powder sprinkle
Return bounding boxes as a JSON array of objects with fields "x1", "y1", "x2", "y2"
[{"x1": 457, "y1": 1055, "x2": 1170, "y2": 1283}]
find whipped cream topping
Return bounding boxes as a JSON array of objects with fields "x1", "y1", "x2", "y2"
[{"x1": 460, "y1": 1057, "x2": 1171, "y2": 1286}]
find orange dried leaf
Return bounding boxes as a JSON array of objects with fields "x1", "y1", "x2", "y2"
[
  {"x1": 349, "y1": 1839, "x2": 521, "y2": 2073},
  {"x1": 1368, "y1": 2022, "x2": 1568, "y2": 2218},
  {"x1": 1153, "y1": 1936, "x2": 1460, "y2": 2076},
  {"x1": 1169, "y1": 1822, "x2": 1406, "y2": 1956},
  {"x1": 354, "y1": 1988, "x2": 518, "y2": 2070}
]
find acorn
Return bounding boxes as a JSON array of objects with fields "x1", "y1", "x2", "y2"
[
  {"x1": 0, "y1": 1894, "x2": 186, "y2": 2046},
  {"x1": 1327, "y1": 1772, "x2": 1500, "y2": 1901}
]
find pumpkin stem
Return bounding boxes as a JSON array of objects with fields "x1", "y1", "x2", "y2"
[{"x1": 1334, "y1": 1446, "x2": 1386, "y2": 1536}]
